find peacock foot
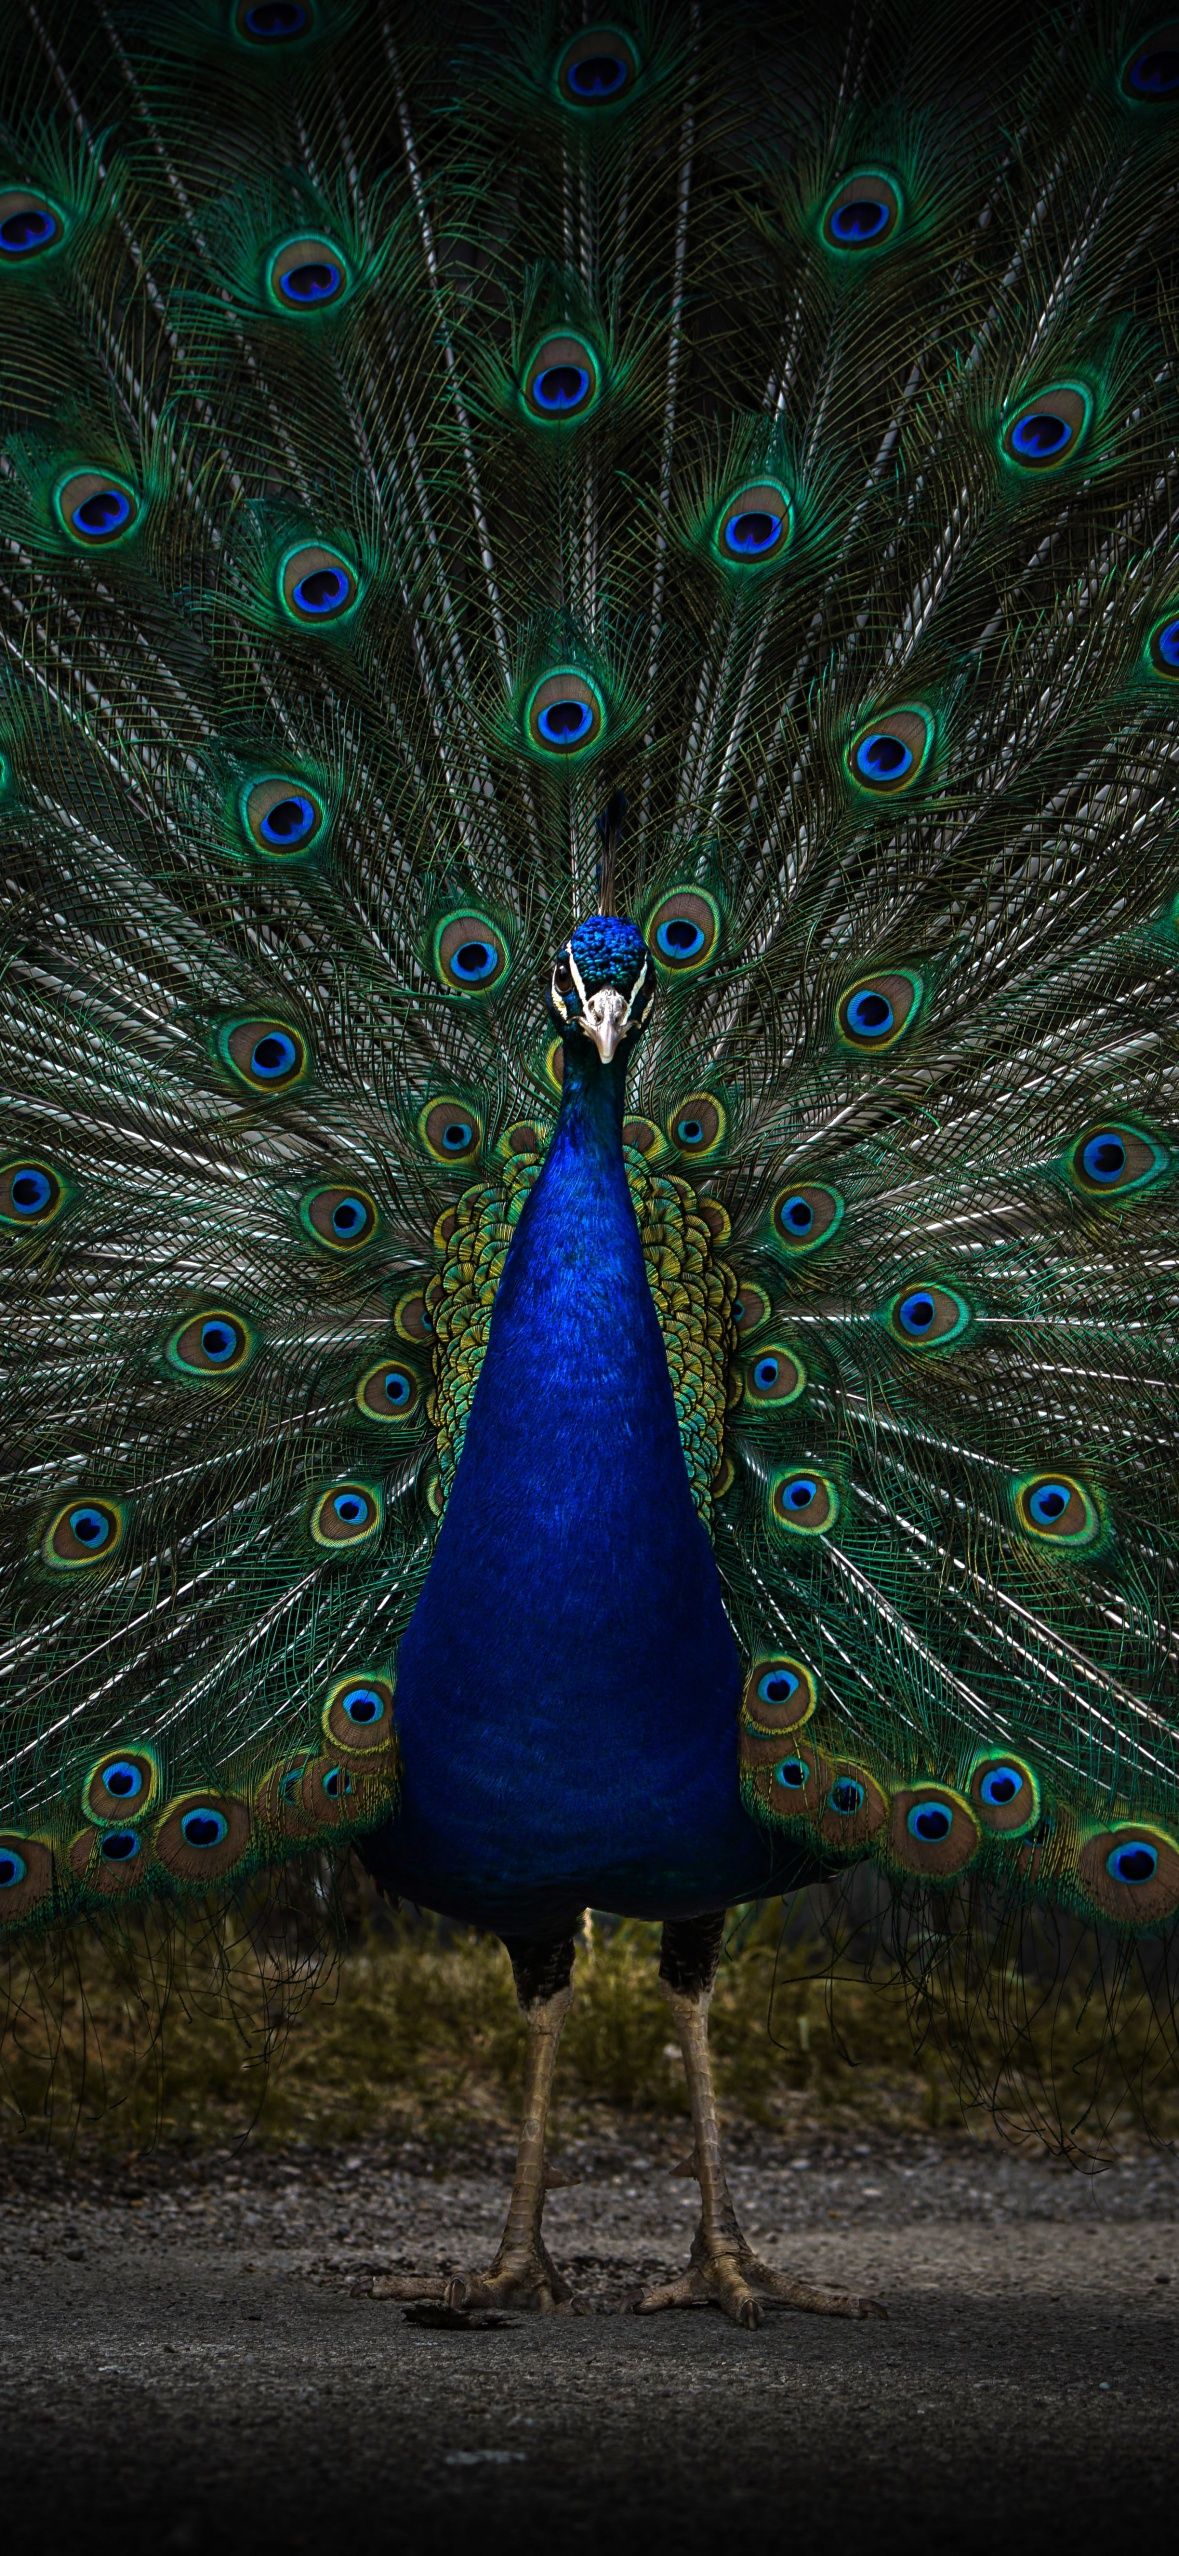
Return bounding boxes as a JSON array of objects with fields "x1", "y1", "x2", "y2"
[
  {"x1": 446, "y1": 2235, "x2": 572, "y2": 2314},
  {"x1": 633, "y1": 2230, "x2": 887, "y2": 2332}
]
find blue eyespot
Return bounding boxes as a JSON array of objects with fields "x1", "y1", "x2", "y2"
[
  {"x1": 656, "y1": 916, "x2": 706, "y2": 962},
  {"x1": 854, "y1": 732, "x2": 913, "y2": 785},
  {"x1": 260, "y1": 793, "x2": 317, "y2": 849},
  {"x1": 341, "y1": 1684, "x2": 385, "y2": 1727},
  {"x1": 1124, "y1": 38, "x2": 1179, "y2": 98},
  {"x1": 322, "y1": 1765, "x2": 354, "y2": 1800},
  {"x1": 0, "y1": 197, "x2": 61, "y2": 258},
  {"x1": 907, "y1": 1802, "x2": 952, "y2": 1843},
  {"x1": 753, "y1": 1356, "x2": 780, "y2": 1391},
  {"x1": 536, "y1": 697, "x2": 594, "y2": 747},
  {"x1": 102, "y1": 1759, "x2": 145, "y2": 1802},
  {"x1": 279, "y1": 258, "x2": 342, "y2": 306},
  {"x1": 844, "y1": 988, "x2": 894, "y2": 1039},
  {"x1": 198, "y1": 1320, "x2": 236, "y2": 1365},
  {"x1": 829, "y1": 198, "x2": 889, "y2": 244},
  {"x1": 1028, "y1": 1481, "x2": 1070, "y2": 1526},
  {"x1": 722, "y1": 508, "x2": 783, "y2": 558},
  {"x1": 334, "y1": 1491, "x2": 366, "y2": 1525},
  {"x1": 779, "y1": 1194, "x2": 813, "y2": 1235},
  {"x1": 783, "y1": 1477, "x2": 816, "y2": 1511},
  {"x1": 329, "y1": 1196, "x2": 366, "y2": 1238},
  {"x1": 979, "y1": 1766, "x2": 1021, "y2": 1808},
  {"x1": 69, "y1": 484, "x2": 133, "y2": 539},
  {"x1": 1106, "y1": 1840, "x2": 1159, "y2": 1884},
  {"x1": 450, "y1": 941, "x2": 499, "y2": 985},
  {"x1": 1153, "y1": 617, "x2": 1179, "y2": 669},
  {"x1": 1011, "y1": 410, "x2": 1072, "y2": 460},
  {"x1": 758, "y1": 1668, "x2": 799, "y2": 1706},
  {"x1": 180, "y1": 1807, "x2": 229, "y2": 1849},
  {"x1": 240, "y1": 0, "x2": 312, "y2": 38},
  {"x1": 898, "y1": 1291, "x2": 935, "y2": 1336},
  {"x1": 676, "y1": 1116, "x2": 703, "y2": 1145},
  {"x1": 70, "y1": 1505, "x2": 113, "y2": 1551},
  {"x1": 564, "y1": 48, "x2": 629, "y2": 98},
  {"x1": 774, "y1": 1757, "x2": 809, "y2": 1790},
  {"x1": 0, "y1": 1849, "x2": 28, "y2": 1888},
  {"x1": 8, "y1": 1167, "x2": 52, "y2": 1216},
  {"x1": 383, "y1": 1369, "x2": 412, "y2": 1408},
  {"x1": 828, "y1": 1778, "x2": 865, "y2": 1817},
  {"x1": 534, "y1": 363, "x2": 590, "y2": 412},
  {"x1": 251, "y1": 1030, "x2": 298, "y2": 1080},
  {"x1": 99, "y1": 1828, "x2": 141, "y2": 1863},
  {"x1": 294, "y1": 564, "x2": 349, "y2": 615},
  {"x1": 1081, "y1": 1132, "x2": 1126, "y2": 1184}
]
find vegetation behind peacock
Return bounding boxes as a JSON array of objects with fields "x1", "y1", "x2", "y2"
[{"x1": 1, "y1": 0, "x2": 1178, "y2": 2308}]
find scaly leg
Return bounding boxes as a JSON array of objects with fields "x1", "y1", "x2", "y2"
[
  {"x1": 634, "y1": 1912, "x2": 886, "y2": 2331},
  {"x1": 375, "y1": 1932, "x2": 576, "y2": 2313}
]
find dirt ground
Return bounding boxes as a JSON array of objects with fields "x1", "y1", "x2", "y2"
[{"x1": 3, "y1": 2123, "x2": 1178, "y2": 2554}]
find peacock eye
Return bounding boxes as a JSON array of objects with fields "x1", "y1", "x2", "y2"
[
  {"x1": 555, "y1": 27, "x2": 640, "y2": 105},
  {"x1": 525, "y1": 670, "x2": 605, "y2": 756},
  {"x1": 433, "y1": 911, "x2": 510, "y2": 995},
  {"x1": 356, "y1": 1358, "x2": 421, "y2": 1421},
  {"x1": 1013, "y1": 1471, "x2": 1100, "y2": 1547},
  {"x1": 715, "y1": 483, "x2": 792, "y2": 567},
  {"x1": 323, "y1": 1674, "x2": 394, "y2": 1754},
  {"x1": 890, "y1": 1788, "x2": 980, "y2": 1876},
  {"x1": 887, "y1": 1284, "x2": 970, "y2": 1348},
  {"x1": 0, "y1": 1157, "x2": 67, "y2": 1227},
  {"x1": 310, "y1": 1482, "x2": 383, "y2": 1548},
  {"x1": 646, "y1": 889, "x2": 721, "y2": 974},
  {"x1": 167, "y1": 1308, "x2": 255, "y2": 1378},
  {"x1": 821, "y1": 170, "x2": 903, "y2": 251},
  {"x1": 1148, "y1": 613, "x2": 1179, "y2": 677},
  {"x1": 44, "y1": 1496, "x2": 125, "y2": 1568},
  {"x1": 524, "y1": 334, "x2": 601, "y2": 421},
  {"x1": 234, "y1": 0, "x2": 315, "y2": 41},
  {"x1": 743, "y1": 1345, "x2": 806, "y2": 1406},
  {"x1": 419, "y1": 1097, "x2": 483, "y2": 1163},
  {"x1": 55, "y1": 471, "x2": 140, "y2": 546},
  {"x1": 1121, "y1": 29, "x2": 1179, "y2": 100},
  {"x1": 742, "y1": 1656, "x2": 817, "y2": 1731},
  {"x1": 85, "y1": 1749, "x2": 159, "y2": 1823},
  {"x1": 770, "y1": 1470, "x2": 839, "y2": 1535},
  {"x1": 1078, "y1": 1826, "x2": 1179, "y2": 1925},
  {"x1": 969, "y1": 1755, "x2": 1039, "y2": 1833},
  {"x1": 216, "y1": 1016, "x2": 310, "y2": 1094},
  {"x1": 279, "y1": 542, "x2": 359, "y2": 625},
  {"x1": 242, "y1": 776, "x2": 328, "y2": 858},
  {"x1": 837, "y1": 970, "x2": 923, "y2": 1050},
  {"x1": 847, "y1": 707, "x2": 933, "y2": 795},
  {"x1": 732, "y1": 1281, "x2": 771, "y2": 1336},
  {"x1": 1000, "y1": 384, "x2": 1092, "y2": 472},
  {"x1": 1066, "y1": 1122, "x2": 1167, "y2": 1197},
  {"x1": 0, "y1": 189, "x2": 64, "y2": 260},
  {"x1": 770, "y1": 1183, "x2": 844, "y2": 1256},
  {"x1": 666, "y1": 1092, "x2": 726, "y2": 1158},
  {"x1": 269, "y1": 236, "x2": 350, "y2": 312},
  {"x1": 300, "y1": 1182, "x2": 380, "y2": 1249}
]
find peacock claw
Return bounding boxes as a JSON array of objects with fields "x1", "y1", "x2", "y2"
[
  {"x1": 633, "y1": 2236, "x2": 887, "y2": 2331},
  {"x1": 445, "y1": 2239, "x2": 573, "y2": 2315}
]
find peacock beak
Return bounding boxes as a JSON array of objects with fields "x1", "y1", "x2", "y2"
[{"x1": 580, "y1": 987, "x2": 628, "y2": 1062}]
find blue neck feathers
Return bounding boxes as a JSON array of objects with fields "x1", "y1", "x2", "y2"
[{"x1": 387, "y1": 1031, "x2": 769, "y2": 1930}]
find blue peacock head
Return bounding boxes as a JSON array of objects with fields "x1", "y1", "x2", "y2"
[{"x1": 549, "y1": 914, "x2": 655, "y2": 1064}]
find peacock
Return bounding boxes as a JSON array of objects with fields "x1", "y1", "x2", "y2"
[{"x1": 1, "y1": 0, "x2": 1178, "y2": 2328}]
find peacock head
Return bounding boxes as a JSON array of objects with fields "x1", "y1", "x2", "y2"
[{"x1": 549, "y1": 915, "x2": 655, "y2": 1065}]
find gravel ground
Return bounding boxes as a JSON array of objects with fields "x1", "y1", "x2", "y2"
[{"x1": 3, "y1": 2124, "x2": 1178, "y2": 2554}]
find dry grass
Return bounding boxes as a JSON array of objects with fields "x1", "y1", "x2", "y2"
[{"x1": 2, "y1": 1880, "x2": 1175, "y2": 2158}]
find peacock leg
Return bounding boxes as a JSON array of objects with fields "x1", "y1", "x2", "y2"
[
  {"x1": 443, "y1": 1932, "x2": 576, "y2": 2313},
  {"x1": 635, "y1": 1913, "x2": 886, "y2": 2332}
]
